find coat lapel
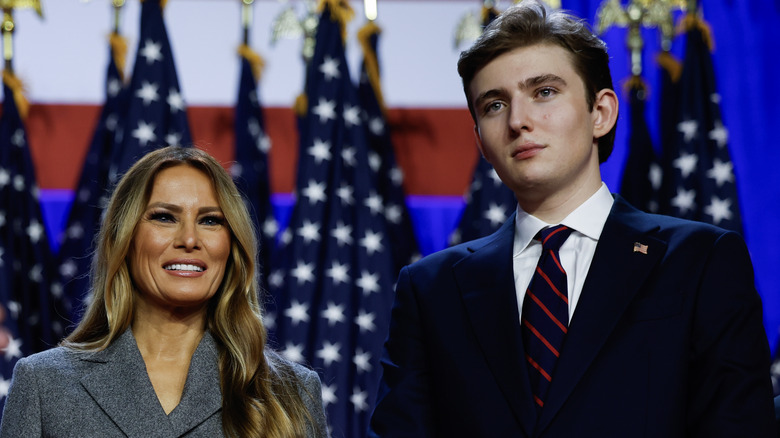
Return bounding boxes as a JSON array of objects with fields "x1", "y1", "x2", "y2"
[
  {"x1": 453, "y1": 214, "x2": 537, "y2": 437},
  {"x1": 80, "y1": 329, "x2": 223, "y2": 437},
  {"x1": 80, "y1": 329, "x2": 176, "y2": 437},
  {"x1": 536, "y1": 196, "x2": 668, "y2": 433}
]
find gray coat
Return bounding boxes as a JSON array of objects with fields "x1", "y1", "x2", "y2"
[{"x1": 0, "y1": 329, "x2": 329, "y2": 437}]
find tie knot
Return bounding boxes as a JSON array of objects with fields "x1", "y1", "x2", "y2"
[{"x1": 539, "y1": 225, "x2": 573, "y2": 252}]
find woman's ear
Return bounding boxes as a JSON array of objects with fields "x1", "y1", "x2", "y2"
[{"x1": 591, "y1": 88, "x2": 619, "y2": 139}]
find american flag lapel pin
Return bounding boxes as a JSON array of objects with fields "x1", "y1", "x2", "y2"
[{"x1": 633, "y1": 242, "x2": 649, "y2": 254}]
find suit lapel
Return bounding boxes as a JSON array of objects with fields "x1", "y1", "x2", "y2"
[
  {"x1": 453, "y1": 214, "x2": 537, "y2": 437},
  {"x1": 80, "y1": 329, "x2": 176, "y2": 437},
  {"x1": 536, "y1": 197, "x2": 668, "y2": 432}
]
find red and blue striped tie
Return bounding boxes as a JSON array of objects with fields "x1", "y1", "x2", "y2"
[{"x1": 521, "y1": 225, "x2": 574, "y2": 412}]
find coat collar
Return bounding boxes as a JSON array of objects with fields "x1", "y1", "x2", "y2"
[{"x1": 79, "y1": 328, "x2": 222, "y2": 437}]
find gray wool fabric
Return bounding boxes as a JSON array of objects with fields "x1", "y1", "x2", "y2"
[{"x1": 0, "y1": 329, "x2": 329, "y2": 437}]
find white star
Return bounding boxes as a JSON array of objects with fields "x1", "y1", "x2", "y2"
[
  {"x1": 167, "y1": 89, "x2": 185, "y2": 113},
  {"x1": 321, "y1": 383, "x2": 338, "y2": 406},
  {"x1": 284, "y1": 300, "x2": 310, "y2": 325},
  {"x1": 337, "y1": 184, "x2": 354, "y2": 205},
  {"x1": 308, "y1": 139, "x2": 332, "y2": 164},
  {"x1": 0, "y1": 246, "x2": 5, "y2": 267},
  {"x1": 263, "y1": 311, "x2": 276, "y2": 331},
  {"x1": 360, "y1": 230, "x2": 384, "y2": 255},
  {"x1": 704, "y1": 197, "x2": 733, "y2": 224},
  {"x1": 262, "y1": 218, "x2": 279, "y2": 239},
  {"x1": 350, "y1": 387, "x2": 370, "y2": 412},
  {"x1": 710, "y1": 93, "x2": 722, "y2": 104},
  {"x1": 291, "y1": 261, "x2": 315, "y2": 285},
  {"x1": 364, "y1": 193, "x2": 384, "y2": 215},
  {"x1": 488, "y1": 168, "x2": 503, "y2": 186},
  {"x1": 673, "y1": 153, "x2": 698, "y2": 179},
  {"x1": 268, "y1": 269, "x2": 285, "y2": 289},
  {"x1": 297, "y1": 220, "x2": 321, "y2": 244},
  {"x1": 343, "y1": 104, "x2": 362, "y2": 127},
  {"x1": 51, "y1": 282, "x2": 63, "y2": 299},
  {"x1": 13, "y1": 175, "x2": 24, "y2": 191},
  {"x1": 319, "y1": 56, "x2": 341, "y2": 81},
  {"x1": 26, "y1": 220, "x2": 44, "y2": 244},
  {"x1": 355, "y1": 310, "x2": 376, "y2": 333},
  {"x1": 671, "y1": 188, "x2": 696, "y2": 214},
  {"x1": 281, "y1": 342, "x2": 305, "y2": 363},
  {"x1": 369, "y1": 116, "x2": 385, "y2": 135},
  {"x1": 140, "y1": 39, "x2": 163, "y2": 64},
  {"x1": 132, "y1": 121, "x2": 157, "y2": 146},
  {"x1": 0, "y1": 168, "x2": 9, "y2": 188},
  {"x1": 353, "y1": 348, "x2": 372, "y2": 373},
  {"x1": 677, "y1": 120, "x2": 698, "y2": 142},
  {"x1": 386, "y1": 204, "x2": 403, "y2": 224},
  {"x1": 341, "y1": 147, "x2": 357, "y2": 167},
  {"x1": 7, "y1": 301, "x2": 20, "y2": 319},
  {"x1": 165, "y1": 131, "x2": 182, "y2": 146},
  {"x1": 136, "y1": 81, "x2": 160, "y2": 105},
  {"x1": 390, "y1": 166, "x2": 404, "y2": 186},
  {"x1": 29, "y1": 264, "x2": 43, "y2": 283},
  {"x1": 0, "y1": 378, "x2": 10, "y2": 398},
  {"x1": 316, "y1": 341, "x2": 342, "y2": 366},
  {"x1": 3, "y1": 336, "x2": 22, "y2": 360},
  {"x1": 649, "y1": 163, "x2": 663, "y2": 190},
  {"x1": 107, "y1": 78, "x2": 122, "y2": 97},
  {"x1": 708, "y1": 121, "x2": 729, "y2": 148},
  {"x1": 322, "y1": 302, "x2": 346, "y2": 326},
  {"x1": 302, "y1": 180, "x2": 327, "y2": 204},
  {"x1": 368, "y1": 151, "x2": 381, "y2": 173},
  {"x1": 231, "y1": 162, "x2": 243, "y2": 178},
  {"x1": 258, "y1": 135, "x2": 271, "y2": 154},
  {"x1": 248, "y1": 118, "x2": 261, "y2": 138},
  {"x1": 331, "y1": 222, "x2": 353, "y2": 246},
  {"x1": 484, "y1": 203, "x2": 508, "y2": 226},
  {"x1": 11, "y1": 129, "x2": 24, "y2": 147},
  {"x1": 326, "y1": 261, "x2": 350, "y2": 285},
  {"x1": 357, "y1": 270, "x2": 380, "y2": 295},
  {"x1": 312, "y1": 98, "x2": 337, "y2": 123},
  {"x1": 707, "y1": 159, "x2": 734, "y2": 187}
]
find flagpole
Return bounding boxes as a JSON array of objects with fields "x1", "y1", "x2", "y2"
[
  {"x1": 242, "y1": 0, "x2": 253, "y2": 46},
  {"x1": 364, "y1": 0, "x2": 377, "y2": 21},
  {"x1": 0, "y1": 0, "x2": 43, "y2": 74},
  {"x1": 113, "y1": 0, "x2": 124, "y2": 34}
]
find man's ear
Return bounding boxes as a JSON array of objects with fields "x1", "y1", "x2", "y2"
[
  {"x1": 591, "y1": 88, "x2": 619, "y2": 139},
  {"x1": 473, "y1": 124, "x2": 488, "y2": 161}
]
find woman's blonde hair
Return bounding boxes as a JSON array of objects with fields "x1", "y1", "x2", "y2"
[{"x1": 63, "y1": 146, "x2": 313, "y2": 437}]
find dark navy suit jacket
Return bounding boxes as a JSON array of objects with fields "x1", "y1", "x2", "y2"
[{"x1": 370, "y1": 196, "x2": 776, "y2": 437}]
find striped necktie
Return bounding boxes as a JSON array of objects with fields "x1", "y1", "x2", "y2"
[{"x1": 521, "y1": 225, "x2": 574, "y2": 412}]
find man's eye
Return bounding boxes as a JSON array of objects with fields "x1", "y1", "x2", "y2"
[
  {"x1": 485, "y1": 101, "x2": 504, "y2": 113},
  {"x1": 537, "y1": 88, "x2": 556, "y2": 98}
]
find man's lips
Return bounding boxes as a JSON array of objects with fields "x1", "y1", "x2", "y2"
[{"x1": 511, "y1": 143, "x2": 545, "y2": 160}]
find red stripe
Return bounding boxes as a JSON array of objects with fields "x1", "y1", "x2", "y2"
[
  {"x1": 535, "y1": 267, "x2": 569, "y2": 304},
  {"x1": 533, "y1": 394, "x2": 544, "y2": 408},
  {"x1": 525, "y1": 354, "x2": 553, "y2": 382},
  {"x1": 522, "y1": 320, "x2": 560, "y2": 357},
  {"x1": 550, "y1": 250, "x2": 565, "y2": 274},
  {"x1": 542, "y1": 226, "x2": 568, "y2": 245},
  {"x1": 526, "y1": 290, "x2": 567, "y2": 333}
]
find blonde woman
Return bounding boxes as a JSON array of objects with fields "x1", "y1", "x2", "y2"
[{"x1": 0, "y1": 146, "x2": 329, "y2": 437}]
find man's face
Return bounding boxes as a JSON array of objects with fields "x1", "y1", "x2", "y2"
[{"x1": 469, "y1": 43, "x2": 612, "y2": 204}]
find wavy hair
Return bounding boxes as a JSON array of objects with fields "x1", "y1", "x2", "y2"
[{"x1": 63, "y1": 146, "x2": 313, "y2": 438}]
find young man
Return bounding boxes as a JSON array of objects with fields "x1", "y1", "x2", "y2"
[{"x1": 369, "y1": 1, "x2": 776, "y2": 437}]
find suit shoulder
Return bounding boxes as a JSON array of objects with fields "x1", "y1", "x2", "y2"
[{"x1": 408, "y1": 230, "x2": 504, "y2": 270}]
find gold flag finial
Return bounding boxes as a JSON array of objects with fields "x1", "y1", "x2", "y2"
[
  {"x1": 2, "y1": 0, "x2": 43, "y2": 74},
  {"x1": 597, "y1": 0, "x2": 686, "y2": 76}
]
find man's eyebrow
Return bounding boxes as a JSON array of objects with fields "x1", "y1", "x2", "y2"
[
  {"x1": 521, "y1": 74, "x2": 567, "y2": 90},
  {"x1": 474, "y1": 88, "x2": 506, "y2": 107}
]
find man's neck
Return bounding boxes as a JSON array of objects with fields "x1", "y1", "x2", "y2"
[{"x1": 517, "y1": 179, "x2": 603, "y2": 224}]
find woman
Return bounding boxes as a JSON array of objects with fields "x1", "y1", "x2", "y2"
[{"x1": 0, "y1": 147, "x2": 329, "y2": 437}]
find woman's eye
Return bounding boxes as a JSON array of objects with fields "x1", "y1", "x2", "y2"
[
  {"x1": 149, "y1": 212, "x2": 174, "y2": 223},
  {"x1": 201, "y1": 216, "x2": 225, "y2": 226}
]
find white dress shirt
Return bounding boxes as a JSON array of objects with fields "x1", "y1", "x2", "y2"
[{"x1": 512, "y1": 183, "x2": 614, "y2": 322}]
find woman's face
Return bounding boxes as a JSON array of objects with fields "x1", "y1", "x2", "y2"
[{"x1": 129, "y1": 164, "x2": 231, "y2": 313}]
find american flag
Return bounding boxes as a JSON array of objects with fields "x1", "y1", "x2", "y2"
[
  {"x1": 619, "y1": 78, "x2": 662, "y2": 213},
  {"x1": 267, "y1": 2, "x2": 395, "y2": 436},
  {"x1": 0, "y1": 73, "x2": 67, "y2": 408},
  {"x1": 772, "y1": 336, "x2": 780, "y2": 396},
  {"x1": 356, "y1": 20, "x2": 419, "y2": 274},
  {"x1": 109, "y1": 0, "x2": 192, "y2": 183},
  {"x1": 658, "y1": 18, "x2": 742, "y2": 233},
  {"x1": 55, "y1": 33, "x2": 128, "y2": 324},
  {"x1": 231, "y1": 43, "x2": 277, "y2": 292},
  {"x1": 450, "y1": 5, "x2": 516, "y2": 246}
]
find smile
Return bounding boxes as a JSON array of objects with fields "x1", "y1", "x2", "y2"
[{"x1": 164, "y1": 264, "x2": 205, "y2": 272}]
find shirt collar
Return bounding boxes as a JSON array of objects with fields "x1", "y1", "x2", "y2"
[{"x1": 513, "y1": 183, "x2": 614, "y2": 254}]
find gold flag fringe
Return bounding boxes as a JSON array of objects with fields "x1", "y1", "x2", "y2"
[
  {"x1": 294, "y1": 92, "x2": 308, "y2": 117},
  {"x1": 677, "y1": 13, "x2": 714, "y2": 52},
  {"x1": 140, "y1": 0, "x2": 168, "y2": 10},
  {"x1": 238, "y1": 44, "x2": 266, "y2": 82},
  {"x1": 3, "y1": 70, "x2": 29, "y2": 121},
  {"x1": 656, "y1": 51, "x2": 683, "y2": 84},
  {"x1": 317, "y1": 0, "x2": 355, "y2": 42},
  {"x1": 357, "y1": 20, "x2": 385, "y2": 114},
  {"x1": 624, "y1": 75, "x2": 650, "y2": 99},
  {"x1": 109, "y1": 32, "x2": 128, "y2": 82},
  {"x1": 480, "y1": 6, "x2": 499, "y2": 26}
]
